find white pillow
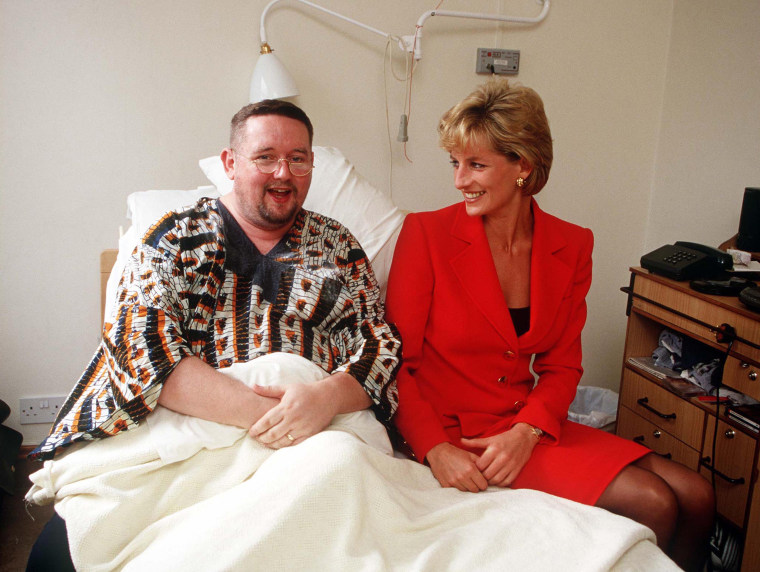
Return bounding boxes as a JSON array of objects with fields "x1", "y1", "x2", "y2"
[
  {"x1": 126, "y1": 185, "x2": 221, "y2": 240},
  {"x1": 105, "y1": 186, "x2": 222, "y2": 321},
  {"x1": 198, "y1": 156, "x2": 230, "y2": 194},
  {"x1": 198, "y1": 146, "x2": 405, "y2": 292}
]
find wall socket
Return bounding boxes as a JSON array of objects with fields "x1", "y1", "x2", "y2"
[
  {"x1": 19, "y1": 396, "x2": 67, "y2": 424},
  {"x1": 476, "y1": 48, "x2": 520, "y2": 75}
]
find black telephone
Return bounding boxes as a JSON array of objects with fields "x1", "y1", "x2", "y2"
[{"x1": 640, "y1": 241, "x2": 733, "y2": 281}]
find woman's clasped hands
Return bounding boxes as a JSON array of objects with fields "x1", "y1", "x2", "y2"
[{"x1": 427, "y1": 423, "x2": 540, "y2": 492}]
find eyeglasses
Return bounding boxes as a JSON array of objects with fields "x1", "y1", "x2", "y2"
[{"x1": 234, "y1": 151, "x2": 314, "y2": 177}]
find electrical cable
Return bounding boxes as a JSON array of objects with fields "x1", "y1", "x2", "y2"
[
  {"x1": 401, "y1": 0, "x2": 444, "y2": 164},
  {"x1": 383, "y1": 37, "x2": 395, "y2": 202},
  {"x1": 709, "y1": 324, "x2": 737, "y2": 508},
  {"x1": 382, "y1": 27, "x2": 414, "y2": 202},
  {"x1": 387, "y1": 37, "x2": 411, "y2": 83},
  {"x1": 402, "y1": 27, "x2": 421, "y2": 164},
  {"x1": 708, "y1": 327, "x2": 741, "y2": 572}
]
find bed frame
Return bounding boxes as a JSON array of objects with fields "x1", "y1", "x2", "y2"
[{"x1": 100, "y1": 249, "x2": 118, "y2": 324}]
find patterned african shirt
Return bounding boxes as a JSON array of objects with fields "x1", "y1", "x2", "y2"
[{"x1": 31, "y1": 198, "x2": 400, "y2": 459}]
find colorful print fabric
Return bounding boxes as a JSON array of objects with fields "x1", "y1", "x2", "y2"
[{"x1": 31, "y1": 199, "x2": 400, "y2": 459}]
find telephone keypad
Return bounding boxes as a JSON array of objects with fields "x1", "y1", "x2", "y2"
[
  {"x1": 663, "y1": 250, "x2": 698, "y2": 265},
  {"x1": 641, "y1": 244, "x2": 713, "y2": 280}
]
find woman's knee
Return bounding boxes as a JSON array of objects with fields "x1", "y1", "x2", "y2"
[
  {"x1": 633, "y1": 470, "x2": 679, "y2": 524},
  {"x1": 597, "y1": 464, "x2": 679, "y2": 528},
  {"x1": 636, "y1": 454, "x2": 715, "y2": 519}
]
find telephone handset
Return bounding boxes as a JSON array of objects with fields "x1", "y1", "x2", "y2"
[{"x1": 640, "y1": 241, "x2": 733, "y2": 281}]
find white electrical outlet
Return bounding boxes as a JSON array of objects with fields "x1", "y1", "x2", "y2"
[{"x1": 19, "y1": 396, "x2": 67, "y2": 425}]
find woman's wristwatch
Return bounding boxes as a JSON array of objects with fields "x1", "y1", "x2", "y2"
[{"x1": 529, "y1": 425, "x2": 544, "y2": 441}]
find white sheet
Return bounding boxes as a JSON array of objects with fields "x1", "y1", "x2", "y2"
[
  {"x1": 144, "y1": 353, "x2": 392, "y2": 464},
  {"x1": 27, "y1": 354, "x2": 677, "y2": 572}
]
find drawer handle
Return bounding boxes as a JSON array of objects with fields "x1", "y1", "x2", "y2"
[
  {"x1": 725, "y1": 429, "x2": 735, "y2": 439},
  {"x1": 632, "y1": 435, "x2": 671, "y2": 458},
  {"x1": 636, "y1": 397, "x2": 677, "y2": 420},
  {"x1": 700, "y1": 457, "x2": 745, "y2": 485}
]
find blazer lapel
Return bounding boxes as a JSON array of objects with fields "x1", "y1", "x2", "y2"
[
  {"x1": 520, "y1": 199, "x2": 574, "y2": 347},
  {"x1": 449, "y1": 204, "x2": 517, "y2": 346}
]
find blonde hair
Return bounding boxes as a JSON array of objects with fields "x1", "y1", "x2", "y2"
[{"x1": 438, "y1": 79, "x2": 553, "y2": 196}]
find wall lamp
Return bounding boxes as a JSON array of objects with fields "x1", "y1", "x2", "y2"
[{"x1": 250, "y1": 0, "x2": 550, "y2": 102}]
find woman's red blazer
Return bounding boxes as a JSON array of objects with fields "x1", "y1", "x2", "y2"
[{"x1": 385, "y1": 200, "x2": 594, "y2": 462}]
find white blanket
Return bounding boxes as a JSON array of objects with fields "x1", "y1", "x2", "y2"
[{"x1": 27, "y1": 354, "x2": 678, "y2": 572}]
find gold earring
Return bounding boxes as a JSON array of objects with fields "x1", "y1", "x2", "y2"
[{"x1": 516, "y1": 177, "x2": 525, "y2": 188}]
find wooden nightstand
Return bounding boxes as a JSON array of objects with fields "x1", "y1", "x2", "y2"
[{"x1": 617, "y1": 267, "x2": 760, "y2": 571}]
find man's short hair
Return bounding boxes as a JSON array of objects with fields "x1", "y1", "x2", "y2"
[{"x1": 230, "y1": 100, "x2": 314, "y2": 148}]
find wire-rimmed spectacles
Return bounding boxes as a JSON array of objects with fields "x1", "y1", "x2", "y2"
[{"x1": 234, "y1": 151, "x2": 314, "y2": 177}]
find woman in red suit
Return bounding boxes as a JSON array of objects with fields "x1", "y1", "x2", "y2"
[{"x1": 385, "y1": 79, "x2": 714, "y2": 571}]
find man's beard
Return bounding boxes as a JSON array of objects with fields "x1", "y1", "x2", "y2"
[
  {"x1": 248, "y1": 182, "x2": 301, "y2": 229},
  {"x1": 257, "y1": 199, "x2": 299, "y2": 227}
]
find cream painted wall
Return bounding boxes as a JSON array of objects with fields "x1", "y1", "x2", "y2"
[
  {"x1": 646, "y1": 0, "x2": 760, "y2": 251},
  {"x1": 1, "y1": 0, "x2": 745, "y2": 447}
]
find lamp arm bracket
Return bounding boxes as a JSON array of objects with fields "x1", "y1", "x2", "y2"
[
  {"x1": 260, "y1": 0, "x2": 395, "y2": 46},
  {"x1": 411, "y1": 0, "x2": 550, "y2": 60}
]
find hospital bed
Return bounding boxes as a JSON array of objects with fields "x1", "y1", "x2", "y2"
[{"x1": 28, "y1": 147, "x2": 678, "y2": 571}]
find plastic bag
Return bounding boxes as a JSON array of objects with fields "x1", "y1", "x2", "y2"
[{"x1": 568, "y1": 386, "x2": 618, "y2": 429}]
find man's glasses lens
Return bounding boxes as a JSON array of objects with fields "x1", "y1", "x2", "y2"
[{"x1": 256, "y1": 158, "x2": 313, "y2": 176}]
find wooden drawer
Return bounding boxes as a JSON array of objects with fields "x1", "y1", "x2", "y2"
[
  {"x1": 617, "y1": 405, "x2": 700, "y2": 470},
  {"x1": 632, "y1": 272, "x2": 760, "y2": 363},
  {"x1": 619, "y1": 368, "x2": 705, "y2": 450},
  {"x1": 722, "y1": 356, "x2": 760, "y2": 402},
  {"x1": 700, "y1": 417, "x2": 757, "y2": 528}
]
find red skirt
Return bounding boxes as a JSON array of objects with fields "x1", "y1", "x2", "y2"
[{"x1": 509, "y1": 420, "x2": 650, "y2": 505}]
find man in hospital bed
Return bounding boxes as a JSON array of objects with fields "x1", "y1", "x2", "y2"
[{"x1": 26, "y1": 99, "x2": 401, "y2": 568}]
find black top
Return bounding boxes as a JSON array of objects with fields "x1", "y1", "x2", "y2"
[{"x1": 509, "y1": 306, "x2": 530, "y2": 337}]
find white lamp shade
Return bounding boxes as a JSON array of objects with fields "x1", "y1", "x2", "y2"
[{"x1": 250, "y1": 52, "x2": 299, "y2": 102}]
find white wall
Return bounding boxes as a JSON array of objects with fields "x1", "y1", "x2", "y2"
[
  {"x1": 1, "y1": 0, "x2": 754, "y2": 446},
  {"x1": 646, "y1": 0, "x2": 760, "y2": 251}
]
